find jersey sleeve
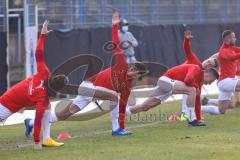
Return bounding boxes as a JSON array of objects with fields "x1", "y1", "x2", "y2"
[
  {"x1": 118, "y1": 89, "x2": 130, "y2": 129},
  {"x1": 183, "y1": 38, "x2": 201, "y2": 65},
  {"x1": 220, "y1": 48, "x2": 240, "y2": 61},
  {"x1": 112, "y1": 24, "x2": 127, "y2": 66},
  {"x1": 33, "y1": 99, "x2": 49, "y2": 143},
  {"x1": 35, "y1": 34, "x2": 50, "y2": 75}
]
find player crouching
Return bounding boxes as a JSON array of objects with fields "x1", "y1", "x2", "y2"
[{"x1": 129, "y1": 64, "x2": 219, "y2": 126}]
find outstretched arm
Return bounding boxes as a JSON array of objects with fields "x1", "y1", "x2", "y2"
[
  {"x1": 183, "y1": 30, "x2": 199, "y2": 62},
  {"x1": 220, "y1": 49, "x2": 240, "y2": 60},
  {"x1": 35, "y1": 20, "x2": 52, "y2": 74},
  {"x1": 112, "y1": 11, "x2": 127, "y2": 65}
]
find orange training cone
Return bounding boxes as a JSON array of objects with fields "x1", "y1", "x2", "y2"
[{"x1": 57, "y1": 133, "x2": 72, "y2": 140}]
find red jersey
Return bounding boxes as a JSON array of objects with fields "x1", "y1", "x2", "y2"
[
  {"x1": 182, "y1": 37, "x2": 203, "y2": 120},
  {"x1": 164, "y1": 64, "x2": 203, "y2": 120},
  {"x1": 0, "y1": 34, "x2": 51, "y2": 142},
  {"x1": 183, "y1": 38, "x2": 202, "y2": 67},
  {"x1": 87, "y1": 24, "x2": 131, "y2": 129},
  {"x1": 218, "y1": 44, "x2": 240, "y2": 81},
  {"x1": 164, "y1": 64, "x2": 203, "y2": 90}
]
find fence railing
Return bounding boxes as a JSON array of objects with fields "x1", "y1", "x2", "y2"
[{"x1": 30, "y1": 0, "x2": 240, "y2": 30}]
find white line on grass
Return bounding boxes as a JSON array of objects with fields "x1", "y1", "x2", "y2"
[{"x1": 17, "y1": 120, "x2": 172, "y2": 149}]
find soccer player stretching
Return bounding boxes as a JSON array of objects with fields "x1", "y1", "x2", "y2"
[
  {"x1": 180, "y1": 30, "x2": 218, "y2": 121},
  {"x1": 129, "y1": 63, "x2": 218, "y2": 126},
  {"x1": 41, "y1": 11, "x2": 146, "y2": 136},
  {"x1": 0, "y1": 21, "x2": 67, "y2": 149}
]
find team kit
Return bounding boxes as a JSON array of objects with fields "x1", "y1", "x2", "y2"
[{"x1": 0, "y1": 11, "x2": 239, "y2": 150}]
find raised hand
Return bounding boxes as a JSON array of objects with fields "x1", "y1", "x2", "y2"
[
  {"x1": 184, "y1": 30, "x2": 193, "y2": 39},
  {"x1": 112, "y1": 11, "x2": 120, "y2": 25},
  {"x1": 41, "y1": 20, "x2": 53, "y2": 35}
]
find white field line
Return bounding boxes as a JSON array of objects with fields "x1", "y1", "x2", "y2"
[{"x1": 17, "y1": 119, "x2": 172, "y2": 149}]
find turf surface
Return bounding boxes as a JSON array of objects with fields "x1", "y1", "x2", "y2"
[{"x1": 1, "y1": 100, "x2": 240, "y2": 160}]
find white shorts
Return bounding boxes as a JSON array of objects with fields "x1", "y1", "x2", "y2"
[
  {"x1": 0, "y1": 103, "x2": 12, "y2": 123},
  {"x1": 218, "y1": 78, "x2": 239, "y2": 100},
  {"x1": 73, "y1": 81, "x2": 96, "y2": 109},
  {"x1": 152, "y1": 76, "x2": 175, "y2": 101},
  {"x1": 78, "y1": 81, "x2": 96, "y2": 98}
]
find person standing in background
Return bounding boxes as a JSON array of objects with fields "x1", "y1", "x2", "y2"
[{"x1": 118, "y1": 19, "x2": 138, "y2": 64}]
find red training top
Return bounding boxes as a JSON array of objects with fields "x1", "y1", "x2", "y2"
[
  {"x1": 0, "y1": 34, "x2": 51, "y2": 142},
  {"x1": 183, "y1": 38, "x2": 202, "y2": 67},
  {"x1": 218, "y1": 44, "x2": 240, "y2": 81}
]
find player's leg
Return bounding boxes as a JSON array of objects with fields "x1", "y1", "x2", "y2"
[
  {"x1": 201, "y1": 93, "x2": 231, "y2": 115},
  {"x1": 110, "y1": 104, "x2": 133, "y2": 136},
  {"x1": 24, "y1": 105, "x2": 64, "y2": 147},
  {"x1": 171, "y1": 80, "x2": 200, "y2": 125},
  {"x1": 201, "y1": 105, "x2": 221, "y2": 114},
  {"x1": 24, "y1": 118, "x2": 34, "y2": 139},
  {"x1": 217, "y1": 78, "x2": 239, "y2": 114},
  {"x1": 130, "y1": 76, "x2": 174, "y2": 114},
  {"x1": 0, "y1": 103, "x2": 12, "y2": 124},
  {"x1": 110, "y1": 104, "x2": 119, "y2": 132},
  {"x1": 54, "y1": 95, "x2": 91, "y2": 121},
  {"x1": 51, "y1": 81, "x2": 119, "y2": 121},
  {"x1": 208, "y1": 98, "x2": 219, "y2": 105},
  {"x1": 202, "y1": 97, "x2": 219, "y2": 105},
  {"x1": 42, "y1": 105, "x2": 64, "y2": 147},
  {"x1": 93, "y1": 86, "x2": 118, "y2": 102},
  {"x1": 201, "y1": 79, "x2": 237, "y2": 115},
  {"x1": 180, "y1": 94, "x2": 189, "y2": 121}
]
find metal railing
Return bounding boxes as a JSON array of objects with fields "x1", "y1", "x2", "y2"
[{"x1": 29, "y1": 0, "x2": 240, "y2": 30}]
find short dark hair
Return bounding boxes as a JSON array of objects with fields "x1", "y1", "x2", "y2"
[
  {"x1": 130, "y1": 61, "x2": 148, "y2": 75},
  {"x1": 46, "y1": 74, "x2": 68, "y2": 97},
  {"x1": 222, "y1": 30, "x2": 233, "y2": 39},
  {"x1": 205, "y1": 68, "x2": 219, "y2": 79}
]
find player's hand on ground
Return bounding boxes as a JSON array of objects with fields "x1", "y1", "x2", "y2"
[
  {"x1": 184, "y1": 30, "x2": 193, "y2": 39},
  {"x1": 41, "y1": 20, "x2": 53, "y2": 35},
  {"x1": 34, "y1": 142, "x2": 42, "y2": 150},
  {"x1": 112, "y1": 11, "x2": 120, "y2": 25}
]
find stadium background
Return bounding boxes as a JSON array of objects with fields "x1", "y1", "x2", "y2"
[{"x1": 1, "y1": 0, "x2": 240, "y2": 95}]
